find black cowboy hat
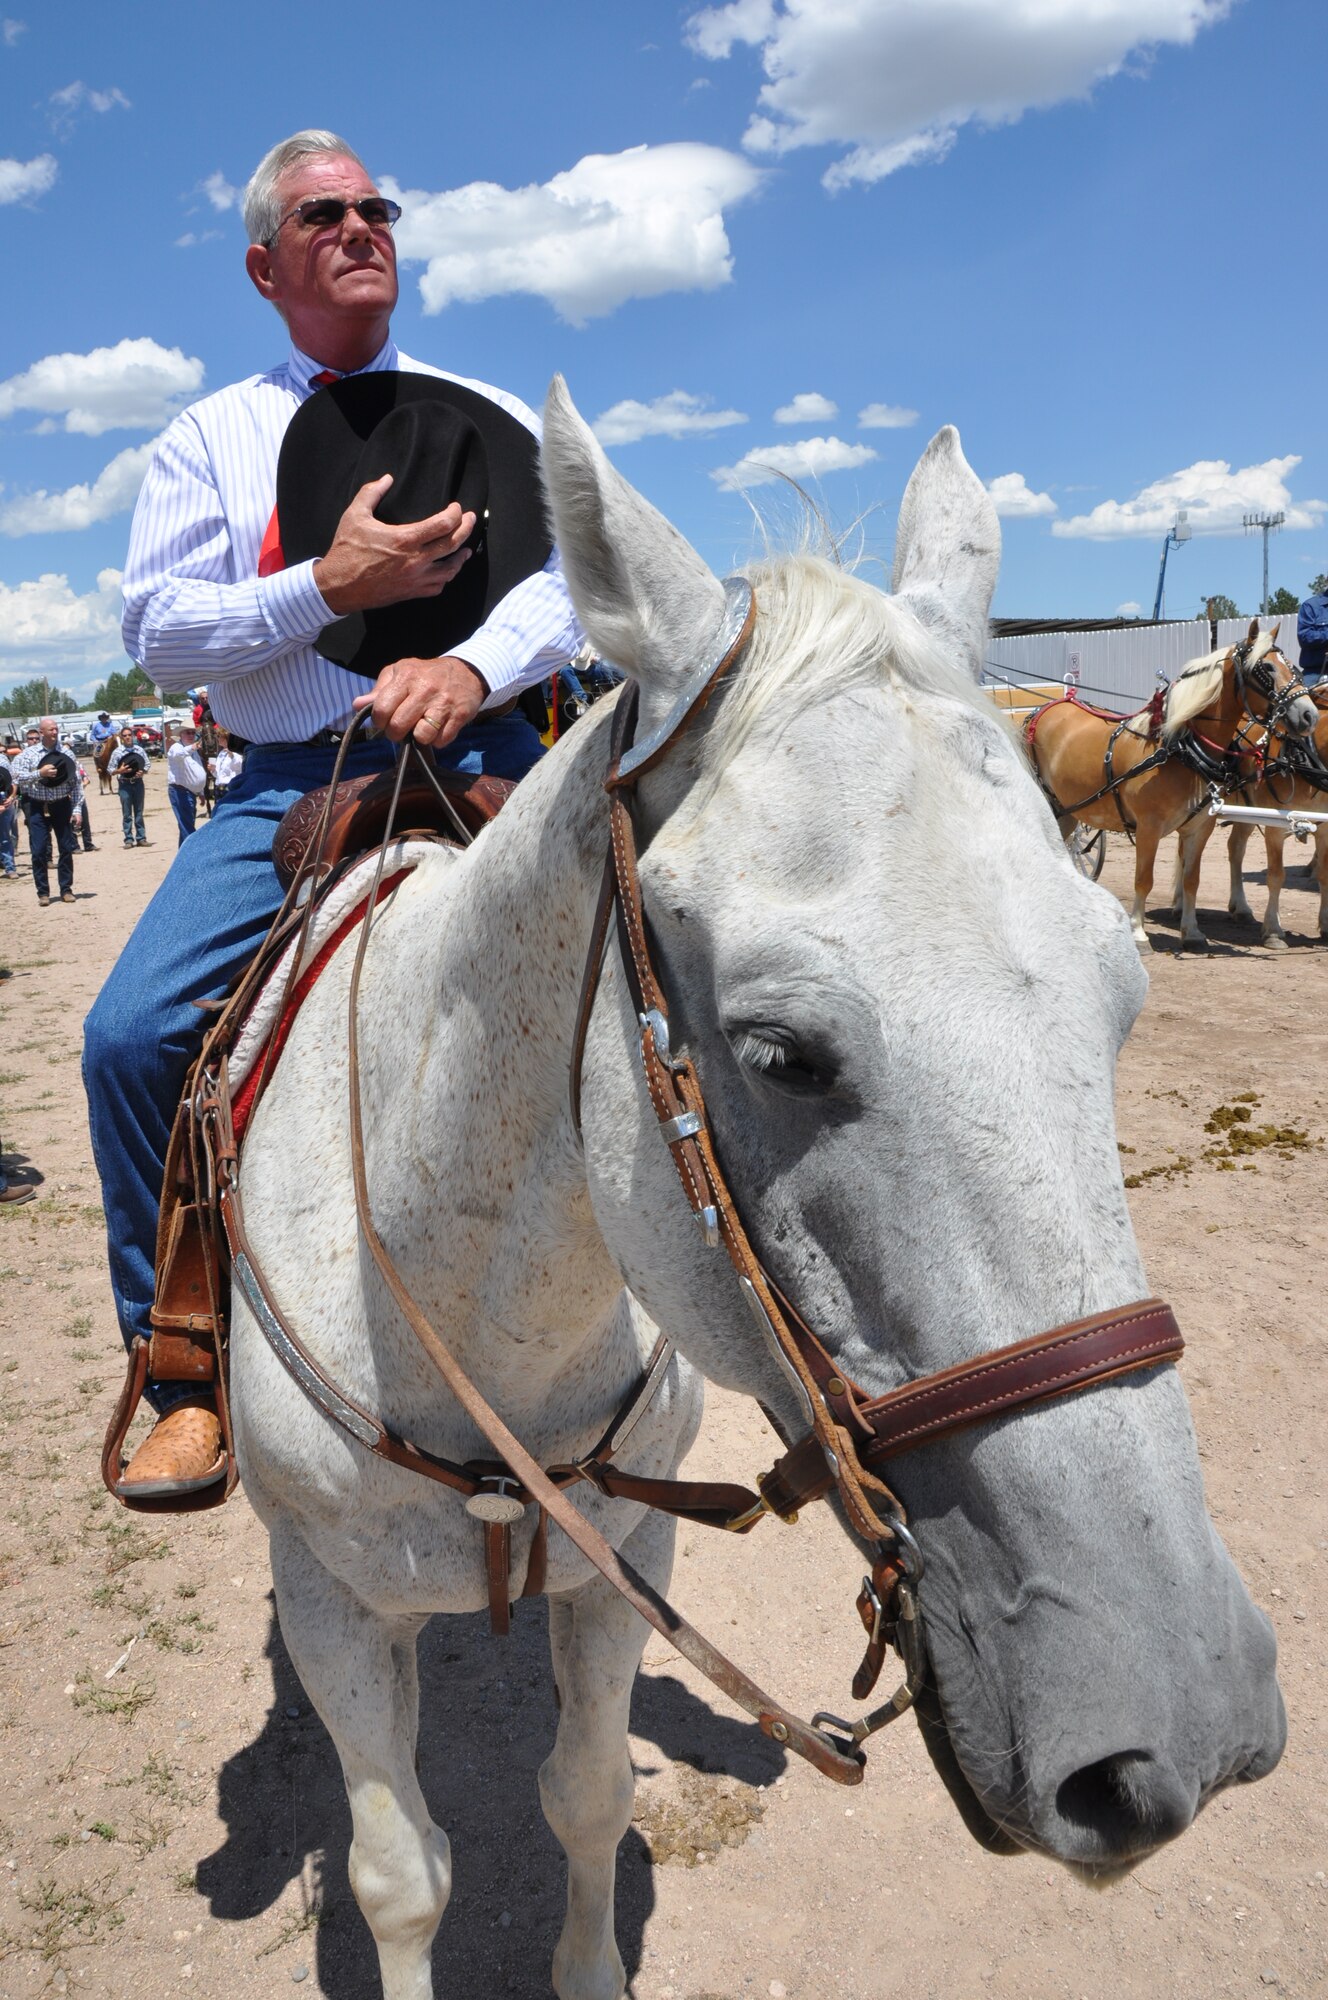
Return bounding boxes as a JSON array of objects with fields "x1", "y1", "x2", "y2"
[{"x1": 271, "y1": 372, "x2": 552, "y2": 679}]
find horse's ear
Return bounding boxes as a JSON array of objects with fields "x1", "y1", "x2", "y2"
[
  {"x1": 1245, "y1": 617, "x2": 1260, "y2": 645},
  {"x1": 541, "y1": 376, "x2": 726, "y2": 723},
  {"x1": 1269, "y1": 620, "x2": 1280, "y2": 643},
  {"x1": 891, "y1": 426, "x2": 1001, "y2": 680}
]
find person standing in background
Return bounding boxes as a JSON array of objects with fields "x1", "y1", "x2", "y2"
[
  {"x1": 1297, "y1": 581, "x2": 1328, "y2": 687},
  {"x1": 72, "y1": 760, "x2": 99, "y2": 852},
  {"x1": 12, "y1": 718, "x2": 79, "y2": 906},
  {"x1": 165, "y1": 725, "x2": 208, "y2": 843},
  {"x1": 0, "y1": 739, "x2": 16, "y2": 880},
  {"x1": 209, "y1": 730, "x2": 243, "y2": 801},
  {"x1": 108, "y1": 726, "x2": 150, "y2": 847}
]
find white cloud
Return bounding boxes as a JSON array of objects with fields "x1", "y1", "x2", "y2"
[
  {"x1": 0, "y1": 339, "x2": 204, "y2": 437},
  {"x1": 1116, "y1": 601, "x2": 1143, "y2": 617},
  {"x1": 383, "y1": 142, "x2": 763, "y2": 325},
  {"x1": 774, "y1": 391, "x2": 837, "y2": 424},
  {"x1": 686, "y1": 0, "x2": 1230, "y2": 187},
  {"x1": 48, "y1": 80, "x2": 130, "y2": 135},
  {"x1": 0, "y1": 442, "x2": 153, "y2": 536},
  {"x1": 2, "y1": 18, "x2": 26, "y2": 46},
  {"x1": 1052, "y1": 456, "x2": 1326, "y2": 539},
  {"x1": 199, "y1": 171, "x2": 238, "y2": 212},
  {"x1": 175, "y1": 229, "x2": 223, "y2": 249},
  {"x1": 987, "y1": 471, "x2": 1057, "y2": 519},
  {"x1": 858, "y1": 400, "x2": 918, "y2": 429},
  {"x1": 712, "y1": 434, "x2": 878, "y2": 490},
  {"x1": 687, "y1": 0, "x2": 777, "y2": 59},
  {"x1": 0, "y1": 568, "x2": 124, "y2": 671},
  {"x1": 592, "y1": 390, "x2": 748, "y2": 446},
  {"x1": 0, "y1": 153, "x2": 56, "y2": 204}
]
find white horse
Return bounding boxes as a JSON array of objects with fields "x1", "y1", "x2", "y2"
[{"x1": 230, "y1": 387, "x2": 1285, "y2": 2000}]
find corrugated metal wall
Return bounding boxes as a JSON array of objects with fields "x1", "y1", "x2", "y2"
[
  {"x1": 983, "y1": 622, "x2": 1209, "y2": 714},
  {"x1": 983, "y1": 614, "x2": 1306, "y2": 715}
]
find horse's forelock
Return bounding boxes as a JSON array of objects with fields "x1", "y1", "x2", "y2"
[{"x1": 699, "y1": 553, "x2": 1003, "y2": 779}]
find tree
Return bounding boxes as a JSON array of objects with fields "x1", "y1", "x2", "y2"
[
  {"x1": 1205, "y1": 595, "x2": 1240, "y2": 621},
  {"x1": 1267, "y1": 587, "x2": 1299, "y2": 615},
  {"x1": 92, "y1": 664, "x2": 155, "y2": 711},
  {"x1": 1310, "y1": 574, "x2": 1328, "y2": 598},
  {"x1": 0, "y1": 676, "x2": 80, "y2": 719}
]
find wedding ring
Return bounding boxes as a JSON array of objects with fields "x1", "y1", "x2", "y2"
[{"x1": 421, "y1": 711, "x2": 443, "y2": 730}]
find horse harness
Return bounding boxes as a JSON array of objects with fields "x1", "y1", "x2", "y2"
[
  {"x1": 107, "y1": 583, "x2": 1187, "y2": 1788},
  {"x1": 1025, "y1": 641, "x2": 1311, "y2": 834}
]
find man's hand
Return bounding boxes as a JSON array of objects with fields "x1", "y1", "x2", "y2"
[
  {"x1": 352, "y1": 655, "x2": 489, "y2": 746},
  {"x1": 313, "y1": 475, "x2": 476, "y2": 616}
]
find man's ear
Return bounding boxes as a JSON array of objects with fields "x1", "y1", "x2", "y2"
[{"x1": 245, "y1": 242, "x2": 279, "y2": 305}]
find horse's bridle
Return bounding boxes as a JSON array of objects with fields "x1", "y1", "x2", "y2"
[
  {"x1": 562, "y1": 577, "x2": 1183, "y2": 1758},
  {"x1": 218, "y1": 578, "x2": 1186, "y2": 1788}
]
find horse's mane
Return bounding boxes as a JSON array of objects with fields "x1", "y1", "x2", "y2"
[
  {"x1": 701, "y1": 552, "x2": 999, "y2": 776},
  {"x1": 1147, "y1": 629, "x2": 1276, "y2": 740}
]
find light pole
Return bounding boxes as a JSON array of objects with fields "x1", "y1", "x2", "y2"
[
  {"x1": 1243, "y1": 511, "x2": 1285, "y2": 615},
  {"x1": 1152, "y1": 511, "x2": 1191, "y2": 620}
]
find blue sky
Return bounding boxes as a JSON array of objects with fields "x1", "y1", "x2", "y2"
[{"x1": 1, "y1": 0, "x2": 1323, "y2": 701}]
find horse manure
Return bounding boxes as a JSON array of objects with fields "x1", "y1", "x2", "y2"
[
  {"x1": 1123, "y1": 1099, "x2": 1320, "y2": 1187},
  {"x1": 1123, "y1": 1154, "x2": 1193, "y2": 1189},
  {"x1": 1202, "y1": 1102, "x2": 1320, "y2": 1167},
  {"x1": 632, "y1": 1766, "x2": 766, "y2": 1867}
]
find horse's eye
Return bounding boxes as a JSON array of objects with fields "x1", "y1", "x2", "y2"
[{"x1": 731, "y1": 1028, "x2": 833, "y2": 1094}]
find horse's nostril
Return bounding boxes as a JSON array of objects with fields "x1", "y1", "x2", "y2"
[{"x1": 1055, "y1": 1752, "x2": 1192, "y2": 1854}]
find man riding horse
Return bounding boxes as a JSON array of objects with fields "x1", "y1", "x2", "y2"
[
  {"x1": 90, "y1": 710, "x2": 118, "y2": 793},
  {"x1": 84, "y1": 128, "x2": 579, "y2": 1500}
]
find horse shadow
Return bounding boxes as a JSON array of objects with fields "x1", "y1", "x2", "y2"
[{"x1": 195, "y1": 1594, "x2": 785, "y2": 1998}]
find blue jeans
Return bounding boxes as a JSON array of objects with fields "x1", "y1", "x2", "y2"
[
  {"x1": 0, "y1": 798, "x2": 16, "y2": 875},
  {"x1": 119, "y1": 777, "x2": 147, "y2": 844},
  {"x1": 24, "y1": 798, "x2": 77, "y2": 898},
  {"x1": 168, "y1": 784, "x2": 198, "y2": 845},
  {"x1": 84, "y1": 715, "x2": 543, "y2": 1412}
]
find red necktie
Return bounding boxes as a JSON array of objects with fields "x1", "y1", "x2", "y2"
[{"x1": 258, "y1": 370, "x2": 343, "y2": 573}]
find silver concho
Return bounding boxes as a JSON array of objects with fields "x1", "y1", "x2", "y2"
[{"x1": 465, "y1": 1483, "x2": 526, "y2": 1525}]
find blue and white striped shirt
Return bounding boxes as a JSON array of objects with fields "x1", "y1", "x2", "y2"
[{"x1": 121, "y1": 339, "x2": 581, "y2": 746}]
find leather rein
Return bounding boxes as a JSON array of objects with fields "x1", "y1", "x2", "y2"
[{"x1": 210, "y1": 586, "x2": 1185, "y2": 1786}]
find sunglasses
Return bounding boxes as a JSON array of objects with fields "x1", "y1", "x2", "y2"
[{"x1": 266, "y1": 196, "x2": 402, "y2": 247}]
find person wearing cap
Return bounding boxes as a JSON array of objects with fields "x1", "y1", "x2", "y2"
[
  {"x1": 90, "y1": 709, "x2": 118, "y2": 793},
  {"x1": 84, "y1": 127, "x2": 581, "y2": 1500},
  {"x1": 165, "y1": 724, "x2": 209, "y2": 842}
]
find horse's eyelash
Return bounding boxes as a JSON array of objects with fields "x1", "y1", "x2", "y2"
[{"x1": 735, "y1": 1031, "x2": 789, "y2": 1072}]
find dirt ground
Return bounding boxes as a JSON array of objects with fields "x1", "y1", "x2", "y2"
[{"x1": 0, "y1": 782, "x2": 1324, "y2": 2000}]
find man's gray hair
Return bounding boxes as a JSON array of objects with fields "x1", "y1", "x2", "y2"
[{"x1": 242, "y1": 130, "x2": 368, "y2": 246}]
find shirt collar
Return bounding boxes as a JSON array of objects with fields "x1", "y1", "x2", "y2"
[{"x1": 288, "y1": 336, "x2": 399, "y2": 397}]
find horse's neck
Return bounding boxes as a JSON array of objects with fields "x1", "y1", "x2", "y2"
[{"x1": 361, "y1": 705, "x2": 625, "y2": 1380}]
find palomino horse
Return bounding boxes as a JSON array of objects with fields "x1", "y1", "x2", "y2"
[
  {"x1": 94, "y1": 735, "x2": 116, "y2": 794},
  {"x1": 229, "y1": 390, "x2": 1284, "y2": 2000},
  {"x1": 1173, "y1": 682, "x2": 1328, "y2": 947},
  {"x1": 1023, "y1": 624, "x2": 1317, "y2": 947}
]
